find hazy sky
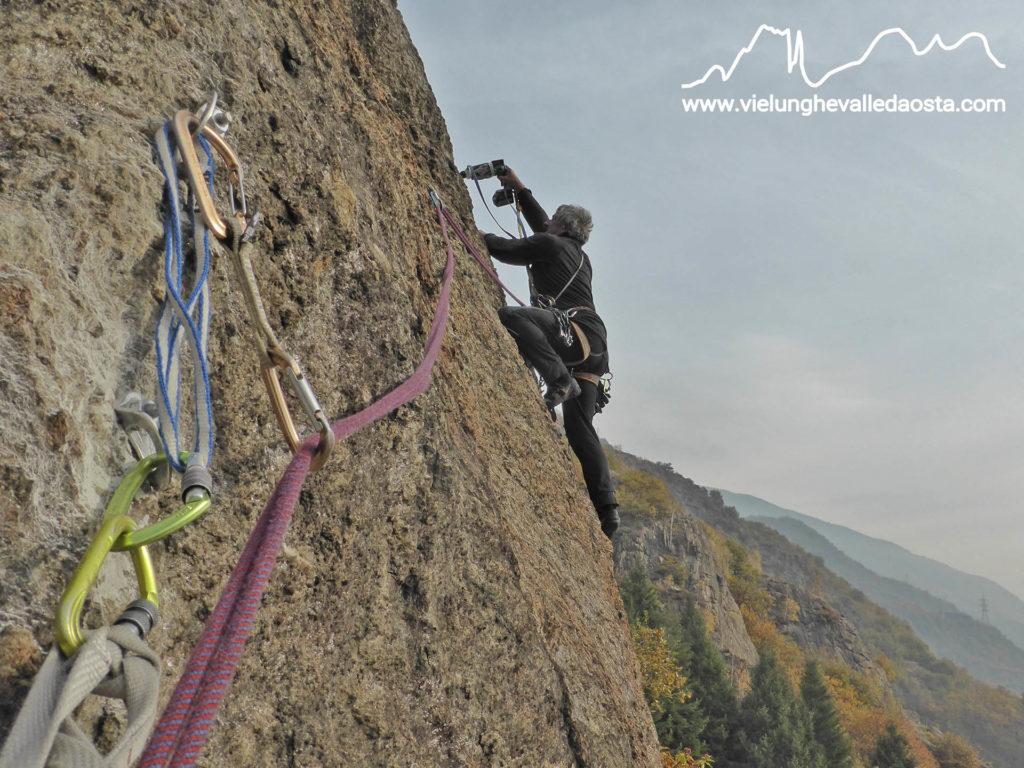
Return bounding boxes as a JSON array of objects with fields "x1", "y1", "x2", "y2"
[{"x1": 398, "y1": 2, "x2": 1024, "y2": 600}]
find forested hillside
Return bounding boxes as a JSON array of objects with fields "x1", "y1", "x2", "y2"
[
  {"x1": 755, "y1": 514, "x2": 1024, "y2": 694},
  {"x1": 720, "y1": 489, "x2": 1024, "y2": 656},
  {"x1": 609, "y1": 446, "x2": 1024, "y2": 768}
]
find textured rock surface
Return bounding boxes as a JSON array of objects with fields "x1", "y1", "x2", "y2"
[
  {"x1": 0, "y1": 1, "x2": 660, "y2": 765},
  {"x1": 764, "y1": 578, "x2": 880, "y2": 682}
]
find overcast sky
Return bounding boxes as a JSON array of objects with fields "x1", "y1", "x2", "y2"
[{"x1": 398, "y1": 1, "x2": 1024, "y2": 600}]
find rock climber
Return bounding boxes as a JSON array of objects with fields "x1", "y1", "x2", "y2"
[{"x1": 479, "y1": 168, "x2": 619, "y2": 539}]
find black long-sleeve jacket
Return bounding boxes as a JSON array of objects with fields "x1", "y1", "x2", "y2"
[{"x1": 483, "y1": 188, "x2": 608, "y2": 356}]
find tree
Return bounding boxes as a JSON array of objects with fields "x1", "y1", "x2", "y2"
[
  {"x1": 620, "y1": 559, "x2": 667, "y2": 629},
  {"x1": 738, "y1": 650, "x2": 823, "y2": 768},
  {"x1": 801, "y1": 660, "x2": 853, "y2": 768},
  {"x1": 634, "y1": 624, "x2": 690, "y2": 709},
  {"x1": 660, "y1": 746, "x2": 714, "y2": 768},
  {"x1": 653, "y1": 684, "x2": 708, "y2": 756},
  {"x1": 871, "y1": 722, "x2": 917, "y2": 768},
  {"x1": 616, "y1": 467, "x2": 679, "y2": 519},
  {"x1": 678, "y1": 598, "x2": 744, "y2": 768},
  {"x1": 925, "y1": 731, "x2": 982, "y2": 768}
]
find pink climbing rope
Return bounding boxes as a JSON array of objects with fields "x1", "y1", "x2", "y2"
[
  {"x1": 439, "y1": 205, "x2": 526, "y2": 307},
  {"x1": 139, "y1": 195, "x2": 456, "y2": 768}
]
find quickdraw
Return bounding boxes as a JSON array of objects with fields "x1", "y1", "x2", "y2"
[
  {"x1": 53, "y1": 450, "x2": 211, "y2": 657},
  {"x1": 169, "y1": 106, "x2": 334, "y2": 471},
  {"x1": 153, "y1": 119, "x2": 215, "y2": 475},
  {"x1": 224, "y1": 217, "x2": 335, "y2": 471}
]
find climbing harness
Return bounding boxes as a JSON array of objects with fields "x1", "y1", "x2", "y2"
[
  {"x1": 560, "y1": 314, "x2": 591, "y2": 364},
  {"x1": 572, "y1": 371, "x2": 613, "y2": 413},
  {"x1": 532, "y1": 241, "x2": 587, "y2": 345}
]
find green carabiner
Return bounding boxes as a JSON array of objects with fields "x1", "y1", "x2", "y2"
[
  {"x1": 104, "y1": 453, "x2": 212, "y2": 550},
  {"x1": 54, "y1": 514, "x2": 158, "y2": 657}
]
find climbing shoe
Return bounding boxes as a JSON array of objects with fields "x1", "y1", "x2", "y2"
[
  {"x1": 598, "y1": 504, "x2": 620, "y2": 539},
  {"x1": 543, "y1": 376, "x2": 581, "y2": 410}
]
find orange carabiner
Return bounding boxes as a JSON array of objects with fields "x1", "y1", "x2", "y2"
[
  {"x1": 260, "y1": 346, "x2": 335, "y2": 471},
  {"x1": 173, "y1": 109, "x2": 248, "y2": 241}
]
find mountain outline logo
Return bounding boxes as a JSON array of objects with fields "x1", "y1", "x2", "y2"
[{"x1": 680, "y1": 25, "x2": 1006, "y2": 89}]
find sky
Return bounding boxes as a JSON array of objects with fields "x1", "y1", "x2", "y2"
[{"x1": 398, "y1": 2, "x2": 1024, "y2": 601}]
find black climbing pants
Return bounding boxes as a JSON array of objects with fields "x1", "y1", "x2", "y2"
[
  {"x1": 498, "y1": 306, "x2": 579, "y2": 385},
  {"x1": 498, "y1": 305, "x2": 617, "y2": 512}
]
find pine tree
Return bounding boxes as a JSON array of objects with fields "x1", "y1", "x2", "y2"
[
  {"x1": 739, "y1": 650, "x2": 824, "y2": 768},
  {"x1": 870, "y1": 722, "x2": 917, "y2": 768},
  {"x1": 620, "y1": 562, "x2": 707, "y2": 755},
  {"x1": 801, "y1": 660, "x2": 853, "y2": 768},
  {"x1": 677, "y1": 597, "x2": 745, "y2": 768},
  {"x1": 652, "y1": 685, "x2": 708, "y2": 754},
  {"x1": 620, "y1": 558, "x2": 667, "y2": 628}
]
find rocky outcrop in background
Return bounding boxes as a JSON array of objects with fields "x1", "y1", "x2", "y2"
[
  {"x1": 612, "y1": 450, "x2": 890, "y2": 689},
  {"x1": 614, "y1": 510, "x2": 758, "y2": 691},
  {"x1": 0, "y1": 1, "x2": 660, "y2": 765}
]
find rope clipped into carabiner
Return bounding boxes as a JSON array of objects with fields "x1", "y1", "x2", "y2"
[
  {"x1": 152, "y1": 122, "x2": 215, "y2": 475},
  {"x1": 137, "y1": 190, "x2": 457, "y2": 768},
  {"x1": 223, "y1": 218, "x2": 335, "y2": 471},
  {"x1": 430, "y1": 190, "x2": 526, "y2": 308}
]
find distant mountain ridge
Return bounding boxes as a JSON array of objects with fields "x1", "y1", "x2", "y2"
[
  {"x1": 718, "y1": 489, "x2": 1024, "y2": 666},
  {"x1": 751, "y1": 513, "x2": 1024, "y2": 692}
]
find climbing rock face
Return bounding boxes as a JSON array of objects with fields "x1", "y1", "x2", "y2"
[{"x1": 0, "y1": 1, "x2": 661, "y2": 765}]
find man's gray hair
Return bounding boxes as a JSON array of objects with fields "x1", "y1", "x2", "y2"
[{"x1": 553, "y1": 204, "x2": 593, "y2": 244}]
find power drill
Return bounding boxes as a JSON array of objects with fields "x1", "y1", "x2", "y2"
[{"x1": 459, "y1": 159, "x2": 507, "y2": 181}]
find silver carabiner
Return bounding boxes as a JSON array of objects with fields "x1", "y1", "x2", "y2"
[
  {"x1": 114, "y1": 393, "x2": 170, "y2": 490},
  {"x1": 196, "y1": 91, "x2": 233, "y2": 136}
]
